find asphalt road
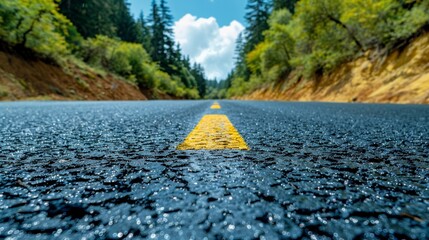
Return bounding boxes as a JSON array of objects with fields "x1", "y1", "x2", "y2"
[{"x1": 0, "y1": 101, "x2": 428, "y2": 239}]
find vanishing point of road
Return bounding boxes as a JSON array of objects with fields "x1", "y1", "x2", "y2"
[{"x1": 0, "y1": 101, "x2": 428, "y2": 239}]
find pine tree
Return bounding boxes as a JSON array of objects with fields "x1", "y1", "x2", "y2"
[
  {"x1": 159, "y1": 0, "x2": 176, "y2": 73},
  {"x1": 146, "y1": 0, "x2": 208, "y2": 98},
  {"x1": 234, "y1": 32, "x2": 251, "y2": 81},
  {"x1": 224, "y1": 71, "x2": 233, "y2": 89},
  {"x1": 234, "y1": 33, "x2": 245, "y2": 68},
  {"x1": 149, "y1": 0, "x2": 164, "y2": 65},
  {"x1": 136, "y1": 12, "x2": 152, "y2": 52},
  {"x1": 160, "y1": 0, "x2": 174, "y2": 45},
  {"x1": 230, "y1": 0, "x2": 270, "y2": 82},
  {"x1": 244, "y1": 0, "x2": 270, "y2": 53},
  {"x1": 59, "y1": 0, "x2": 117, "y2": 38},
  {"x1": 115, "y1": 1, "x2": 139, "y2": 43},
  {"x1": 59, "y1": 0, "x2": 141, "y2": 43},
  {"x1": 191, "y1": 63, "x2": 207, "y2": 98}
]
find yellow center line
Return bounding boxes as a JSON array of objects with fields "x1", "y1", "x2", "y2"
[
  {"x1": 210, "y1": 102, "x2": 221, "y2": 109},
  {"x1": 177, "y1": 114, "x2": 249, "y2": 150}
]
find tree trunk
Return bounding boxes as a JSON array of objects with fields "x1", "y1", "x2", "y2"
[
  {"x1": 20, "y1": 10, "x2": 48, "y2": 47},
  {"x1": 327, "y1": 15, "x2": 365, "y2": 53}
]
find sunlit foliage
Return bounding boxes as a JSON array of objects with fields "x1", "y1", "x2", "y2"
[
  {"x1": 227, "y1": 0, "x2": 429, "y2": 97},
  {"x1": 79, "y1": 35, "x2": 155, "y2": 88},
  {"x1": 0, "y1": 0, "x2": 72, "y2": 56},
  {"x1": 248, "y1": 9, "x2": 295, "y2": 81},
  {"x1": 0, "y1": 0, "x2": 206, "y2": 99}
]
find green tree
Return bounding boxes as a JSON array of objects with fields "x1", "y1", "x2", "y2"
[
  {"x1": 0, "y1": 0, "x2": 72, "y2": 56},
  {"x1": 231, "y1": 0, "x2": 270, "y2": 84},
  {"x1": 272, "y1": 0, "x2": 298, "y2": 13},
  {"x1": 284, "y1": 0, "x2": 363, "y2": 75},
  {"x1": 59, "y1": 0, "x2": 117, "y2": 38},
  {"x1": 149, "y1": 0, "x2": 177, "y2": 74},
  {"x1": 233, "y1": 33, "x2": 249, "y2": 79},
  {"x1": 341, "y1": 0, "x2": 429, "y2": 48},
  {"x1": 244, "y1": 0, "x2": 270, "y2": 53},
  {"x1": 191, "y1": 63, "x2": 207, "y2": 98},
  {"x1": 246, "y1": 9, "x2": 295, "y2": 82},
  {"x1": 149, "y1": 1, "x2": 163, "y2": 65},
  {"x1": 60, "y1": 0, "x2": 142, "y2": 44},
  {"x1": 79, "y1": 35, "x2": 158, "y2": 88},
  {"x1": 160, "y1": 0, "x2": 176, "y2": 70},
  {"x1": 136, "y1": 11, "x2": 152, "y2": 53},
  {"x1": 115, "y1": 1, "x2": 139, "y2": 43},
  {"x1": 147, "y1": 0, "x2": 201, "y2": 98},
  {"x1": 226, "y1": 0, "x2": 429, "y2": 98}
]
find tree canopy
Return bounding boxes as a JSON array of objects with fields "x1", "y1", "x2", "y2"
[
  {"x1": 2, "y1": 0, "x2": 426, "y2": 100},
  {"x1": 226, "y1": 0, "x2": 429, "y2": 98},
  {"x1": 0, "y1": 0, "x2": 208, "y2": 99}
]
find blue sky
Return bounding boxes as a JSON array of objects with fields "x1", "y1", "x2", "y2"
[
  {"x1": 128, "y1": 0, "x2": 247, "y2": 80},
  {"x1": 128, "y1": 0, "x2": 246, "y2": 26}
]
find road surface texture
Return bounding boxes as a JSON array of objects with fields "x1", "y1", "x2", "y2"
[{"x1": 0, "y1": 101, "x2": 428, "y2": 239}]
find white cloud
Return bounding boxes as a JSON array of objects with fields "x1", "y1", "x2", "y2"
[{"x1": 174, "y1": 14, "x2": 244, "y2": 80}]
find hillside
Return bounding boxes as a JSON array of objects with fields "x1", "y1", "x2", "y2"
[
  {"x1": 0, "y1": 0, "x2": 206, "y2": 101},
  {"x1": 0, "y1": 43, "x2": 147, "y2": 101},
  {"x1": 238, "y1": 32, "x2": 429, "y2": 104},
  {"x1": 226, "y1": 0, "x2": 429, "y2": 104}
]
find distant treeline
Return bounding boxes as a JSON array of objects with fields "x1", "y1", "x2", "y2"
[
  {"x1": 0, "y1": 0, "x2": 207, "y2": 99},
  {"x1": 225, "y1": 0, "x2": 429, "y2": 97}
]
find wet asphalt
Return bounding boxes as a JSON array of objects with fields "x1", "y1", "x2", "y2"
[{"x1": 0, "y1": 100, "x2": 428, "y2": 239}]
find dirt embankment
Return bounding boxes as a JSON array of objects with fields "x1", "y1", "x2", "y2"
[
  {"x1": 0, "y1": 42, "x2": 147, "y2": 101},
  {"x1": 241, "y1": 32, "x2": 429, "y2": 104}
]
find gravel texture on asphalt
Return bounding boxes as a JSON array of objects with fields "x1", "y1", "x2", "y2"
[{"x1": 0, "y1": 101, "x2": 428, "y2": 239}]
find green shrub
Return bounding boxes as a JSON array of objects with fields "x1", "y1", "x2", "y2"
[
  {"x1": 79, "y1": 35, "x2": 159, "y2": 88},
  {"x1": 0, "y1": 0, "x2": 72, "y2": 57}
]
